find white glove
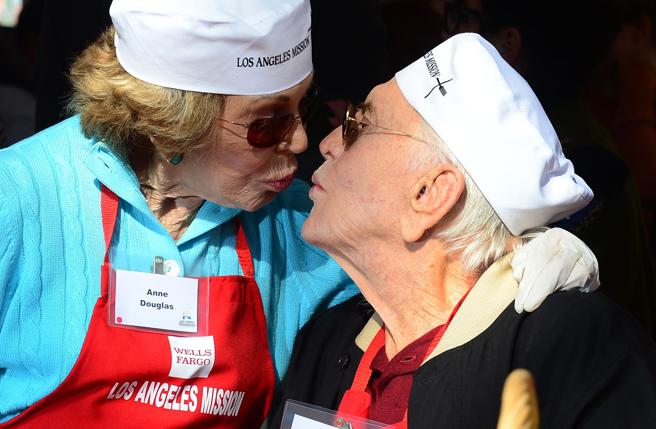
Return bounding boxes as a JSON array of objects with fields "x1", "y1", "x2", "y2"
[{"x1": 511, "y1": 228, "x2": 600, "y2": 313}]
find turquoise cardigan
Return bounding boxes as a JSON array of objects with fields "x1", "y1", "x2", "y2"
[{"x1": 0, "y1": 116, "x2": 357, "y2": 422}]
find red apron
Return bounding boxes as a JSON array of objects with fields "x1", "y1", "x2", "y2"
[
  {"x1": 1, "y1": 186, "x2": 275, "y2": 428},
  {"x1": 337, "y1": 290, "x2": 471, "y2": 429}
]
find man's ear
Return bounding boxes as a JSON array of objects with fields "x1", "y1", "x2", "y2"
[
  {"x1": 400, "y1": 165, "x2": 465, "y2": 243},
  {"x1": 493, "y1": 27, "x2": 522, "y2": 66}
]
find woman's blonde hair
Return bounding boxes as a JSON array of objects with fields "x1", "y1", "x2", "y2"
[{"x1": 68, "y1": 27, "x2": 226, "y2": 158}]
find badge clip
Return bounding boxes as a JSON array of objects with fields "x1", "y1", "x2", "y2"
[
  {"x1": 153, "y1": 256, "x2": 165, "y2": 275},
  {"x1": 336, "y1": 418, "x2": 353, "y2": 429}
]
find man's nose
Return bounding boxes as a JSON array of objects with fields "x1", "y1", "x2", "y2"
[{"x1": 318, "y1": 126, "x2": 345, "y2": 160}]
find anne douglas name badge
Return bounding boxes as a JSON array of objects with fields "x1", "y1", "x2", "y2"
[{"x1": 111, "y1": 269, "x2": 200, "y2": 333}]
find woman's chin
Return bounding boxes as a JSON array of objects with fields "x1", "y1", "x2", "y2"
[{"x1": 237, "y1": 191, "x2": 278, "y2": 212}]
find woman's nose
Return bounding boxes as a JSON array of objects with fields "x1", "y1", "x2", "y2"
[{"x1": 279, "y1": 120, "x2": 309, "y2": 154}]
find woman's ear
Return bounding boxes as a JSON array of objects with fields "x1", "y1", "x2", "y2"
[
  {"x1": 400, "y1": 165, "x2": 465, "y2": 243},
  {"x1": 148, "y1": 135, "x2": 183, "y2": 166}
]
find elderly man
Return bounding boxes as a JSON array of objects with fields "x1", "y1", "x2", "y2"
[
  {"x1": 442, "y1": 0, "x2": 656, "y2": 340},
  {"x1": 271, "y1": 34, "x2": 656, "y2": 428}
]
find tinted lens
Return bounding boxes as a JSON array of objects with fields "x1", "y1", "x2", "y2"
[
  {"x1": 342, "y1": 104, "x2": 359, "y2": 147},
  {"x1": 342, "y1": 105, "x2": 350, "y2": 142},
  {"x1": 246, "y1": 114, "x2": 296, "y2": 148}
]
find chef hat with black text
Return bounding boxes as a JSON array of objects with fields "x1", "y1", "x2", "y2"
[
  {"x1": 395, "y1": 33, "x2": 593, "y2": 236},
  {"x1": 110, "y1": 0, "x2": 313, "y2": 95}
]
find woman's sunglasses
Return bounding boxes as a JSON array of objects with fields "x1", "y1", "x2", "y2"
[{"x1": 217, "y1": 86, "x2": 319, "y2": 148}]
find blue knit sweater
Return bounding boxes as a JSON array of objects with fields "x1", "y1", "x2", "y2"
[{"x1": 0, "y1": 116, "x2": 358, "y2": 422}]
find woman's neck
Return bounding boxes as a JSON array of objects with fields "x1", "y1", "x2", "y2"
[{"x1": 135, "y1": 153, "x2": 204, "y2": 241}]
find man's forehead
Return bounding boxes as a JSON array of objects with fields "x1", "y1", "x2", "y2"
[{"x1": 364, "y1": 79, "x2": 416, "y2": 123}]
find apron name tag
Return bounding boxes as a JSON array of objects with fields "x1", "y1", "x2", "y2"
[{"x1": 112, "y1": 269, "x2": 199, "y2": 333}]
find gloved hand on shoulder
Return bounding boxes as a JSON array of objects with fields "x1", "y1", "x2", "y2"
[{"x1": 511, "y1": 228, "x2": 600, "y2": 313}]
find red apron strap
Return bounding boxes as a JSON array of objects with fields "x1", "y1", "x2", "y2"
[
  {"x1": 339, "y1": 286, "x2": 475, "y2": 425},
  {"x1": 423, "y1": 285, "x2": 472, "y2": 356},
  {"x1": 101, "y1": 190, "x2": 254, "y2": 278},
  {"x1": 352, "y1": 328, "x2": 386, "y2": 391},
  {"x1": 100, "y1": 185, "x2": 119, "y2": 264},
  {"x1": 235, "y1": 217, "x2": 255, "y2": 278},
  {"x1": 336, "y1": 329, "x2": 385, "y2": 419},
  {"x1": 396, "y1": 286, "x2": 473, "y2": 426}
]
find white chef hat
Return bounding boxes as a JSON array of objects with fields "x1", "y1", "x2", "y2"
[
  {"x1": 109, "y1": 0, "x2": 313, "y2": 95},
  {"x1": 395, "y1": 33, "x2": 593, "y2": 236}
]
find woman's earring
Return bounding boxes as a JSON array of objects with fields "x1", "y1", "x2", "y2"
[{"x1": 167, "y1": 153, "x2": 184, "y2": 166}]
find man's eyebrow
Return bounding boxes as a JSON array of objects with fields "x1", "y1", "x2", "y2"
[{"x1": 358, "y1": 101, "x2": 375, "y2": 118}]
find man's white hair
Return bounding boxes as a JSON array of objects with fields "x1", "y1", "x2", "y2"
[{"x1": 412, "y1": 122, "x2": 533, "y2": 274}]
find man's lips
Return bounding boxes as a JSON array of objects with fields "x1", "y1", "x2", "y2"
[{"x1": 309, "y1": 173, "x2": 325, "y2": 195}]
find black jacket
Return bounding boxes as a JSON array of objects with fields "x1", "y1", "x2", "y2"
[{"x1": 271, "y1": 287, "x2": 656, "y2": 428}]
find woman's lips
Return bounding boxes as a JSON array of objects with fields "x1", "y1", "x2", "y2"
[{"x1": 265, "y1": 173, "x2": 295, "y2": 192}]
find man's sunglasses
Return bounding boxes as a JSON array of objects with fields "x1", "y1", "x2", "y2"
[
  {"x1": 342, "y1": 103, "x2": 432, "y2": 148},
  {"x1": 217, "y1": 86, "x2": 319, "y2": 148}
]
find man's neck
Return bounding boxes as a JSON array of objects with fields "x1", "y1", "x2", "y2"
[{"x1": 333, "y1": 246, "x2": 476, "y2": 359}]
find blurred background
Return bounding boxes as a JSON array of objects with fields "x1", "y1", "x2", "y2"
[{"x1": 1, "y1": 0, "x2": 656, "y2": 337}]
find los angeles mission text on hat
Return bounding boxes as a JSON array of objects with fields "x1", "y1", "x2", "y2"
[
  {"x1": 236, "y1": 33, "x2": 311, "y2": 68},
  {"x1": 424, "y1": 50, "x2": 441, "y2": 78}
]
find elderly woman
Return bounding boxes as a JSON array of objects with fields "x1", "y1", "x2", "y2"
[
  {"x1": 0, "y1": 1, "x2": 597, "y2": 427},
  {"x1": 0, "y1": 1, "x2": 356, "y2": 427},
  {"x1": 273, "y1": 34, "x2": 656, "y2": 428}
]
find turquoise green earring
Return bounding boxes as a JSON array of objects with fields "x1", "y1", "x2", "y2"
[{"x1": 167, "y1": 153, "x2": 184, "y2": 166}]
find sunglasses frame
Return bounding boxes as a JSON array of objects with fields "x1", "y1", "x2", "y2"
[
  {"x1": 342, "y1": 103, "x2": 433, "y2": 147},
  {"x1": 216, "y1": 85, "x2": 320, "y2": 148},
  {"x1": 217, "y1": 114, "x2": 301, "y2": 148}
]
